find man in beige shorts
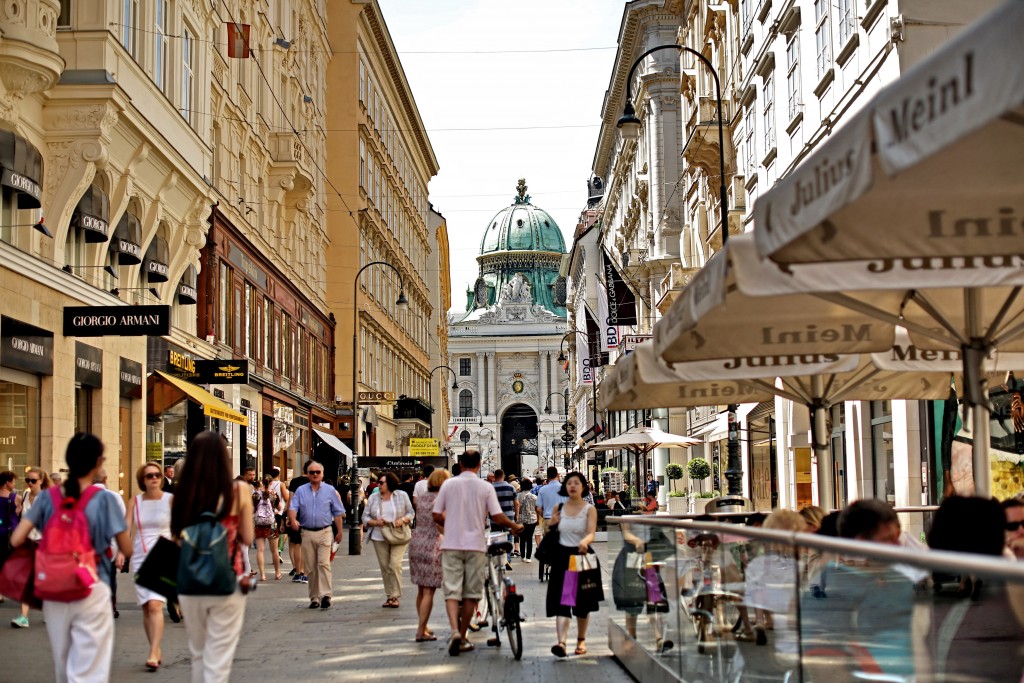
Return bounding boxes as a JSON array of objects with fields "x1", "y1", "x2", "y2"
[{"x1": 433, "y1": 449, "x2": 522, "y2": 656}]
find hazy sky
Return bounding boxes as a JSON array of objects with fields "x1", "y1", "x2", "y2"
[{"x1": 376, "y1": 0, "x2": 626, "y2": 312}]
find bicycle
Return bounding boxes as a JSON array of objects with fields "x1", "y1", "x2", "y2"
[{"x1": 483, "y1": 531, "x2": 524, "y2": 660}]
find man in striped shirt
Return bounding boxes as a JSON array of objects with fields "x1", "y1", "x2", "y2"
[{"x1": 492, "y1": 470, "x2": 519, "y2": 570}]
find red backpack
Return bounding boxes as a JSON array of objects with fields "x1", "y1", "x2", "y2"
[{"x1": 34, "y1": 485, "x2": 101, "y2": 602}]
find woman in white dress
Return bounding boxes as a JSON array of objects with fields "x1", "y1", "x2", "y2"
[{"x1": 127, "y1": 462, "x2": 173, "y2": 671}]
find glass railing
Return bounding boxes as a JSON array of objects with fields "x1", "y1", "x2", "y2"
[{"x1": 606, "y1": 512, "x2": 1024, "y2": 683}]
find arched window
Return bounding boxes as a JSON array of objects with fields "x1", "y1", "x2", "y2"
[{"x1": 458, "y1": 390, "x2": 474, "y2": 417}]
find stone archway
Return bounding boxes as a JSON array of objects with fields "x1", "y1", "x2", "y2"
[{"x1": 500, "y1": 403, "x2": 537, "y2": 479}]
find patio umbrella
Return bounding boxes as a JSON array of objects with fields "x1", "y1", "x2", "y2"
[
  {"x1": 603, "y1": 338, "x2": 958, "y2": 507},
  {"x1": 747, "y1": 0, "x2": 1024, "y2": 496},
  {"x1": 587, "y1": 425, "x2": 699, "y2": 490}
]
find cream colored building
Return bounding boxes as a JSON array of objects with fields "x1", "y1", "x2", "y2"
[
  {"x1": 0, "y1": 1, "x2": 336, "y2": 497},
  {"x1": 325, "y1": 1, "x2": 442, "y2": 461}
]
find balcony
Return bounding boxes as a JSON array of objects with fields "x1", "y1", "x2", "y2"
[
  {"x1": 0, "y1": 0, "x2": 64, "y2": 124},
  {"x1": 656, "y1": 262, "x2": 701, "y2": 314},
  {"x1": 268, "y1": 131, "x2": 314, "y2": 194},
  {"x1": 394, "y1": 396, "x2": 432, "y2": 426}
]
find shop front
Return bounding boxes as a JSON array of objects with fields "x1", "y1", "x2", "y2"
[{"x1": 0, "y1": 316, "x2": 51, "y2": 474}]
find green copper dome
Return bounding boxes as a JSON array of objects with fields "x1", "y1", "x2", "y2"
[{"x1": 463, "y1": 180, "x2": 568, "y2": 319}]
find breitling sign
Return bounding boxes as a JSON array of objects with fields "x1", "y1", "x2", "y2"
[{"x1": 167, "y1": 353, "x2": 249, "y2": 384}]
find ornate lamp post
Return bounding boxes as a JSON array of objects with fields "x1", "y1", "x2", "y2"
[
  {"x1": 616, "y1": 45, "x2": 741, "y2": 497},
  {"x1": 349, "y1": 261, "x2": 408, "y2": 555},
  {"x1": 544, "y1": 391, "x2": 568, "y2": 415},
  {"x1": 428, "y1": 365, "x2": 459, "y2": 438}
]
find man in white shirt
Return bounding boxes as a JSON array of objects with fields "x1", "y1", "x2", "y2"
[
  {"x1": 433, "y1": 450, "x2": 522, "y2": 656},
  {"x1": 412, "y1": 465, "x2": 434, "y2": 507}
]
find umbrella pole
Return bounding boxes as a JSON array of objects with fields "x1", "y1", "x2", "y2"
[
  {"x1": 964, "y1": 288, "x2": 992, "y2": 498},
  {"x1": 810, "y1": 375, "x2": 835, "y2": 509}
]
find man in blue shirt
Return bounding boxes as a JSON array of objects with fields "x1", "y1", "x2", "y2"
[
  {"x1": 288, "y1": 463, "x2": 345, "y2": 609},
  {"x1": 536, "y1": 466, "x2": 566, "y2": 534},
  {"x1": 492, "y1": 470, "x2": 519, "y2": 569}
]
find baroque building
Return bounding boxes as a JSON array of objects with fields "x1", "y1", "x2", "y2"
[
  {"x1": 326, "y1": 0, "x2": 443, "y2": 462},
  {"x1": 447, "y1": 181, "x2": 569, "y2": 478}
]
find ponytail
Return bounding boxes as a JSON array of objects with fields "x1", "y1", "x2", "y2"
[{"x1": 64, "y1": 433, "x2": 104, "y2": 499}]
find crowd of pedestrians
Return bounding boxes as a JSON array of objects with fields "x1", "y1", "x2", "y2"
[{"x1": 8, "y1": 434, "x2": 1024, "y2": 681}]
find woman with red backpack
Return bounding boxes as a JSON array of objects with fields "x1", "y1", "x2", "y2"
[
  {"x1": 10, "y1": 433, "x2": 131, "y2": 682},
  {"x1": 253, "y1": 475, "x2": 282, "y2": 581}
]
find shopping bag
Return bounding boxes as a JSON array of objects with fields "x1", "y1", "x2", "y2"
[
  {"x1": 0, "y1": 543, "x2": 41, "y2": 609},
  {"x1": 134, "y1": 536, "x2": 181, "y2": 601},
  {"x1": 577, "y1": 553, "x2": 605, "y2": 604},
  {"x1": 645, "y1": 566, "x2": 666, "y2": 603},
  {"x1": 613, "y1": 550, "x2": 647, "y2": 609},
  {"x1": 561, "y1": 566, "x2": 579, "y2": 607}
]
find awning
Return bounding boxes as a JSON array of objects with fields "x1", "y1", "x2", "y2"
[
  {"x1": 602, "y1": 251, "x2": 638, "y2": 326},
  {"x1": 145, "y1": 236, "x2": 169, "y2": 283},
  {"x1": 313, "y1": 428, "x2": 353, "y2": 457},
  {"x1": 112, "y1": 212, "x2": 142, "y2": 265},
  {"x1": 177, "y1": 265, "x2": 197, "y2": 305},
  {"x1": 148, "y1": 370, "x2": 248, "y2": 426},
  {"x1": 700, "y1": 404, "x2": 759, "y2": 441},
  {"x1": 73, "y1": 184, "x2": 110, "y2": 243},
  {"x1": 0, "y1": 129, "x2": 43, "y2": 209}
]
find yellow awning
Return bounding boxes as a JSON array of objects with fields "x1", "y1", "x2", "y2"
[{"x1": 150, "y1": 370, "x2": 248, "y2": 426}]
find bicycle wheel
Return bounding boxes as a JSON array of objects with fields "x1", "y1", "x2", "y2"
[
  {"x1": 485, "y1": 582, "x2": 501, "y2": 647},
  {"x1": 504, "y1": 595, "x2": 523, "y2": 660}
]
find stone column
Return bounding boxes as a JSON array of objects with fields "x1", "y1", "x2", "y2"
[
  {"x1": 539, "y1": 351, "x2": 548, "y2": 415},
  {"x1": 488, "y1": 352, "x2": 498, "y2": 417},
  {"x1": 475, "y1": 356, "x2": 483, "y2": 413}
]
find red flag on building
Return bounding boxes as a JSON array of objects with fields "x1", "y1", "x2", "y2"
[{"x1": 226, "y1": 23, "x2": 250, "y2": 59}]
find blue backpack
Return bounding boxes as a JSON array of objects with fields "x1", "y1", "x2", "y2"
[{"x1": 177, "y1": 512, "x2": 235, "y2": 596}]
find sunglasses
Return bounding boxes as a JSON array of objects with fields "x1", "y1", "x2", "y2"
[
  {"x1": 308, "y1": 470, "x2": 323, "y2": 475},
  {"x1": 1007, "y1": 521, "x2": 1024, "y2": 531},
  {"x1": 24, "y1": 478, "x2": 38, "y2": 484},
  {"x1": 144, "y1": 472, "x2": 163, "y2": 480}
]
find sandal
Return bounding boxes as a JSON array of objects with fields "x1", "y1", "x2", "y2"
[
  {"x1": 575, "y1": 639, "x2": 587, "y2": 656},
  {"x1": 551, "y1": 642, "x2": 567, "y2": 658},
  {"x1": 415, "y1": 634, "x2": 438, "y2": 642},
  {"x1": 275, "y1": 572, "x2": 283, "y2": 580},
  {"x1": 145, "y1": 659, "x2": 161, "y2": 671}
]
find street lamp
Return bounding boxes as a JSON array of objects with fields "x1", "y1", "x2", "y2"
[
  {"x1": 461, "y1": 407, "x2": 484, "y2": 429},
  {"x1": 428, "y1": 365, "x2": 459, "y2": 437},
  {"x1": 616, "y1": 44, "x2": 741, "y2": 497},
  {"x1": 349, "y1": 260, "x2": 409, "y2": 555},
  {"x1": 544, "y1": 391, "x2": 568, "y2": 415}
]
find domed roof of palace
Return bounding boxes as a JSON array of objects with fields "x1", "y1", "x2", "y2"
[{"x1": 478, "y1": 179, "x2": 566, "y2": 256}]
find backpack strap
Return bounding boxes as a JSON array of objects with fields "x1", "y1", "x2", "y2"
[{"x1": 77, "y1": 485, "x2": 101, "y2": 511}]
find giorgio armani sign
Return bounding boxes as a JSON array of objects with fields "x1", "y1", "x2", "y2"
[{"x1": 64, "y1": 305, "x2": 171, "y2": 337}]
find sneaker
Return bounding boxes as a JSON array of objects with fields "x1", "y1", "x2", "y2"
[
  {"x1": 523, "y1": 558, "x2": 532, "y2": 563},
  {"x1": 292, "y1": 573, "x2": 302, "y2": 583},
  {"x1": 11, "y1": 616, "x2": 29, "y2": 629},
  {"x1": 504, "y1": 562, "x2": 513, "y2": 571},
  {"x1": 300, "y1": 575, "x2": 309, "y2": 584},
  {"x1": 289, "y1": 568, "x2": 296, "y2": 576}
]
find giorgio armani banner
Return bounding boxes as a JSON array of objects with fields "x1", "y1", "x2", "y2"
[
  {"x1": 1, "y1": 317, "x2": 53, "y2": 375},
  {"x1": 64, "y1": 305, "x2": 171, "y2": 337},
  {"x1": 74, "y1": 342, "x2": 103, "y2": 387}
]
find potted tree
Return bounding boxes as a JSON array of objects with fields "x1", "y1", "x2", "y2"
[
  {"x1": 687, "y1": 457, "x2": 712, "y2": 514},
  {"x1": 665, "y1": 463, "x2": 688, "y2": 514}
]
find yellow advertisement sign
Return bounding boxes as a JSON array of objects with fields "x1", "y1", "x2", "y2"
[
  {"x1": 146, "y1": 442, "x2": 163, "y2": 462},
  {"x1": 409, "y1": 438, "x2": 439, "y2": 456}
]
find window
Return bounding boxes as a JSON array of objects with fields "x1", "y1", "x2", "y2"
[
  {"x1": 58, "y1": 0, "x2": 71, "y2": 28},
  {"x1": 358, "y1": 60, "x2": 366, "y2": 103},
  {"x1": 121, "y1": 0, "x2": 139, "y2": 58},
  {"x1": 459, "y1": 357, "x2": 471, "y2": 376},
  {"x1": 837, "y1": 0, "x2": 853, "y2": 45},
  {"x1": 218, "y1": 262, "x2": 232, "y2": 343},
  {"x1": 154, "y1": 0, "x2": 169, "y2": 93},
  {"x1": 181, "y1": 24, "x2": 196, "y2": 125},
  {"x1": 870, "y1": 400, "x2": 894, "y2": 502},
  {"x1": 741, "y1": 0, "x2": 754, "y2": 35},
  {"x1": 263, "y1": 298, "x2": 272, "y2": 368},
  {"x1": 459, "y1": 390, "x2": 474, "y2": 417},
  {"x1": 786, "y1": 35, "x2": 802, "y2": 120},
  {"x1": 814, "y1": 0, "x2": 831, "y2": 77},
  {"x1": 244, "y1": 282, "x2": 254, "y2": 358},
  {"x1": 829, "y1": 404, "x2": 847, "y2": 509},
  {"x1": 762, "y1": 73, "x2": 776, "y2": 154},
  {"x1": 359, "y1": 139, "x2": 366, "y2": 189},
  {"x1": 744, "y1": 104, "x2": 757, "y2": 176}
]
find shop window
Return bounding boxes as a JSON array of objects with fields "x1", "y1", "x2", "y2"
[
  {"x1": 218, "y1": 262, "x2": 232, "y2": 344},
  {"x1": 830, "y1": 403, "x2": 848, "y2": 509},
  {"x1": 871, "y1": 400, "x2": 894, "y2": 502},
  {"x1": 0, "y1": 371, "x2": 40, "y2": 472},
  {"x1": 74, "y1": 385, "x2": 94, "y2": 434}
]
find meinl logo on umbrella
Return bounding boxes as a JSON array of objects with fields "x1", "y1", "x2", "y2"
[
  {"x1": 761, "y1": 323, "x2": 872, "y2": 345},
  {"x1": 887, "y1": 52, "x2": 974, "y2": 146}
]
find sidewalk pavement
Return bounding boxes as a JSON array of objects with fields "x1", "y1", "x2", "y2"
[{"x1": 1, "y1": 540, "x2": 636, "y2": 683}]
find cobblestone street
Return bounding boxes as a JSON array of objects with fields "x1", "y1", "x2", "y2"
[{"x1": 1, "y1": 541, "x2": 635, "y2": 683}]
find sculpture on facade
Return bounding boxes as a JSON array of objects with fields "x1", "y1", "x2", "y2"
[{"x1": 501, "y1": 272, "x2": 532, "y2": 303}]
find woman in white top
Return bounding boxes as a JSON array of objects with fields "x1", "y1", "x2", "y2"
[
  {"x1": 546, "y1": 471, "x2": 600, "y2": 658},
  {"x1": 127, "y1": 462, "x2": 173, "y2": 671},
  {"x1": 362, "y1": 471, "x2": 414, "y2": 608},
  {"x1": 11, "y1": 467, "x2": 50, "y2": 629}
]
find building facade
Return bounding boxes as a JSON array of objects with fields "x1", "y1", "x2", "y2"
[
  {"x1": 446, "y1": 182, "x2": 569, "y2": 479},
  {"x1": 325, "y1": 0, "x2": 442, "y2": 462}
]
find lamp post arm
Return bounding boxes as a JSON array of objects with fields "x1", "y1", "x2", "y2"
[{"x1": 622, "y1": 44, "x2": 727, "y2": 246}]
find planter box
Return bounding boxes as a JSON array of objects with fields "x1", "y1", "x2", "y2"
[
  {"x1": 667, "y1": 496, "x2": 690, "y2": 514},
  {"x1": 691, "y1": 498, "x2": 711, "y2": 515}
]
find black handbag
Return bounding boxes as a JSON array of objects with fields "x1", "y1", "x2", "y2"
[
  {"x1": 535, "y1": 525, "x2": 559, "y2": 564},
  {"x1": 134, "y1": 536, "x2": 181, "y2": 600}
]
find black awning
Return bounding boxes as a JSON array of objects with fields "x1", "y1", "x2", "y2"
[
  {"x1": 177, "y1": 264, "x2": 197, "y2": 305},
  {"x1": 145, "y1": 236, "x2": 169, "y2": 283},
  {"x1": 0, "y1": 130, "x2": 43, "y2": 209},
  {"x1": 602, "y1": 251, "x2": 638, "y2": 326},
  {"x1": 72, "y1": 184, "x2": 110, "y2": 243},
  {"x1": 112, "y1": 212, "x2": 142, "y2": 265},
  {"x1": 583, "y1": 305, "x2": 607, "y2": 367}
]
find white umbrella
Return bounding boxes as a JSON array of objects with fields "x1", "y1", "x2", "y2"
[
  {"x1": 749, "y1": 0, "x2": 1024, "y2": 494},
  {"x1": 588, "y1": 424, "x2": 701, "y2": 451}
]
